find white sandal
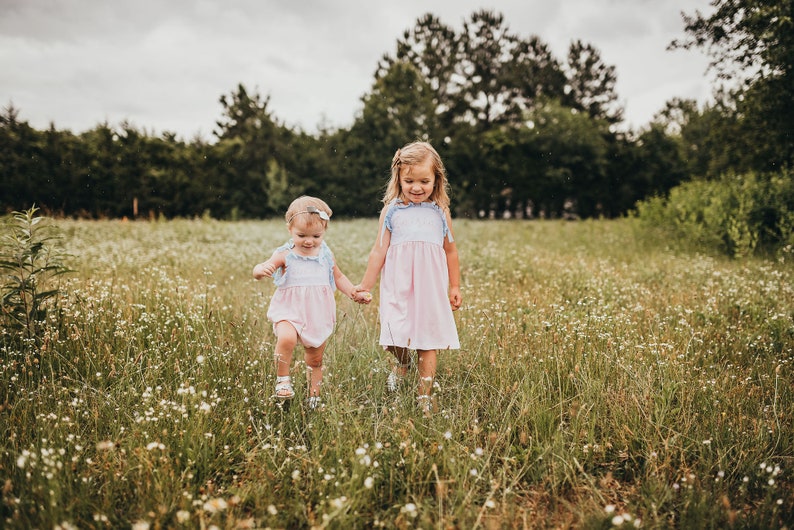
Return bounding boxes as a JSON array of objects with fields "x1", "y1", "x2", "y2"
[
  {"x1": 306, "y1": 396, "x2": 322, "y2": 410},
  {"x1": 274, "y1": 376, "x2": 294, "y2": 400},
  {"x1": 417, "y1": 395, "x2": 433, "y2": 414},
  {"x1": 386, "y1": 363, "x2": 411, "y2": 392}
]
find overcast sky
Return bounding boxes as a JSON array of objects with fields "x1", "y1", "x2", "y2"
[{"x1": 1, "y1": 0, "x2": 715, "y2": 141}]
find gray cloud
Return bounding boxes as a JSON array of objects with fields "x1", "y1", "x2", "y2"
[{"x1": 0, "y1": 0, "x2": 714, "y2": 139}]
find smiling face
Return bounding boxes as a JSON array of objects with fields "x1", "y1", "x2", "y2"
[
  {"x1": 400, "y1": 157, "x2": 436, "y2": 204},
  {"x1": 288, "y1": 218, "x2": 326, "y2": 256}
]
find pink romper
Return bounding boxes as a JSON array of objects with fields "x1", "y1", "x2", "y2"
[
  {"x1": 379, "y1": 200, "x2": 460, "y2": 351},
  {"x1": 266, "y1": 241, "x2": 337, "y2": 348}
]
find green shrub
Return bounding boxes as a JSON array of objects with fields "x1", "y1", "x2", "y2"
[
  {"x1": 635, "y1": 170, "x2": 794, "y2": 258},
  {"x1": 0, "y1": 206, "x2": 71, "y2": 347}
]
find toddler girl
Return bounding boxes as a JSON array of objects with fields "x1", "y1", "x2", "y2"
[
  {"x1": 253, "y1": 196, "x2": 369, "y2": 409},
  {"x1": 356, "y1": 141, "x2": 462, "y2": 412}
]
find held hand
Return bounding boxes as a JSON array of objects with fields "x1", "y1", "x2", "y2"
[
  {"x1": 352, "y1": 290, "x2": 373, "y2": 304},
  {"x1": 449, "y1": 287, "x2": 462, "y2": 311},
  {"x1": 352, "y1": 284, "x2": 373, "y2": 304}
]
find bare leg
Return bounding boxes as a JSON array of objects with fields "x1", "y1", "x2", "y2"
[
  {"x1": 387, "y1": 346, "x2": 412, "y2": 375},
  {"x1": 304, "y1": 342, "x2": 327, "y2": 398},
  {"x1": 274, "y1": 321, "x2": 298, "y2": 396},
  {"x1": 417, "y1": 349, "x2": 437, "y2": 397}
]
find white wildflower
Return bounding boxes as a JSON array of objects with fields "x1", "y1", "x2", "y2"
[
  {"x1": 203, "y1": 497, "x2": 228, "y2": 513},
  {"x1": 401, "y1": 503, "x2": 418, "y2": 518}
]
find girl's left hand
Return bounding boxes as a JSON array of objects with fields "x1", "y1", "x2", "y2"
[
  {"x1": 352, "y1": 285, "x2": 373, "y2": 304},
  {"x1": 449, "y1": 287, "x2": 462, "y2": 311}
]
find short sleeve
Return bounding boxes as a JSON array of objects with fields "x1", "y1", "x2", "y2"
[
  {"x1": 320, "y1": 242, "x2": 337, "y2": 291},
  {"x1": 271, "y1": 242, "x2": 293, "y2": 286}
]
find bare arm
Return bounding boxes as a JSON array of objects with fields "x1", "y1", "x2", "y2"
[
  {"x1": 357, "y1": 207, "x2": 391, "y2": 292},
  {"x1": 444, "y1": 210, "x2": 462, "y2": 310},
  {"x1": 252, "y1": 250, "x2": 286, "y2": 280},
  {"x1": 333, "y1": 262, "x2": 370, "y2": 303}
]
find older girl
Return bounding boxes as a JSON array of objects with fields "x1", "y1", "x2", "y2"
[{"x1": 356, "y1": 141, "x2": 462, "y2": 412}]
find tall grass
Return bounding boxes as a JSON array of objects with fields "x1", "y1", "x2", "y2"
[{"x1": 1, "y1": 217, "x2": 792, "y2": 528}]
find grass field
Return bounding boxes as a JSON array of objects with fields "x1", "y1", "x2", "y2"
[{"x1": 1, "y1": 217, "x2": 792, "y2": 529}]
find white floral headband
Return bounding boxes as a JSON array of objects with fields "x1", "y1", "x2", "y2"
[{"x1": 287, "y1": 205, "x2": 330, "y2": 225}]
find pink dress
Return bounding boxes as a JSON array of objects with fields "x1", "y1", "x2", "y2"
[
  {"x1": 379, "y1": 200, "x2": 460, "y2": 350},
  {"x1": 266, "y1": 241, "x2": 337, "y2": 348}
]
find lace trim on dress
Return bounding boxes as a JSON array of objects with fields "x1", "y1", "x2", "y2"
[
  {"x1": 380, "y1": 199, "x2": 452, "y2": 246},
  {"x1": 272, "y1": 240, "x2": 336, "y2": 290}
]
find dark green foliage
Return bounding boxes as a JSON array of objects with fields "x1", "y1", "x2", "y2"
[{"x1": 672, "y1": 0, "x2": 794, "y2": 170}]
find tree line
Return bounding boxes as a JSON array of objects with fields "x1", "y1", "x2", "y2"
[{"x1": 2, "y1": 6, "x2": 791, "y2": 220}]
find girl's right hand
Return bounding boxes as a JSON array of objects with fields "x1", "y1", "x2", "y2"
[{"x1": 253, "y1": 261, "x2": 276, "y2": 280}]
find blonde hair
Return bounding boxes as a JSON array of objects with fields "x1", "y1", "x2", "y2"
[
  {"x1": 284, "y1": 196, "x2": 333, "y2": 230},
  {"x1": 383, "y1": 141, "x2": 451, "y2": 209}
]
